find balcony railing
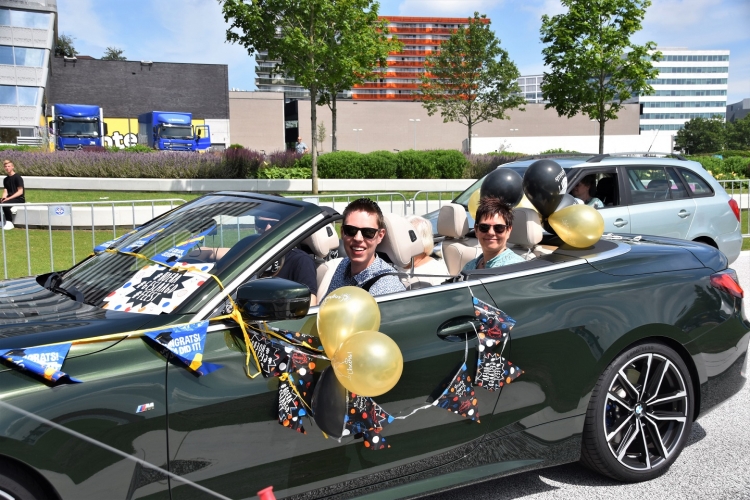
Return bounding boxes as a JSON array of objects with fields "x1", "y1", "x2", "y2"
[
  {"x1": 352, "y1": 93, "x2": 420, "y2": 100},
  {"x1": 386, "y1": 27, "x2": 458, "y2": 34}
]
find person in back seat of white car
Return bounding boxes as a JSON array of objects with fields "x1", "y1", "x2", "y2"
[
  {"x1": 463, "y1": 197, "x2": 525, "y2": 271},
  {"x1": 324, "y1": 198, "x2": 406, "y2": 298}
]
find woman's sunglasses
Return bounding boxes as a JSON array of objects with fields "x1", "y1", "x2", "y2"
[
  {"x1": 342, "y1": 224, "x2": 379, "y2": 239},
  {"x1": 476, "y1": 223, "x2": 508, "y2": 234}
]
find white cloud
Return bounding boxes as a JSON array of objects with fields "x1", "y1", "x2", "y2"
[
  {"x1": 57, "y1": 0, "x2": 111, "y2": 57},
  {"x1": 520, "y1": 0, "x2": 566, "y2": 20}
]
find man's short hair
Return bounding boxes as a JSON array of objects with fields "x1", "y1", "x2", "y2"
[
  {"x1": 475, "y1": 196, "x2": 514, "y2": 227},
  {"x1": 342, "y1": 198, "x2": 385, "y2": 229}
]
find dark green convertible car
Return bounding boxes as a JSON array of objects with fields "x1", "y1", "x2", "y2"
[{"x1": 0, "y1": 192, "x2": 747, "y2": 500}]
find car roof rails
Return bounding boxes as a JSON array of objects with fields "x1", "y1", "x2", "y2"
[
  {"x1": 587, "y1": 154, "x2": 610, "y2": 163},
  {"x1": 514, "y1": 153, "x2": 598, "y2": 162},
  {"x1": 597, "y1": 152, "x2": 687, "y2": 161}
]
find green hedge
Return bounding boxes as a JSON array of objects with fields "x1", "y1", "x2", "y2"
[
  {"x1": 317, "y1": 149, "x2": 468, "y2": 179},
  {"x1": 689, "y1": 155, "x2": 750, "y2": 180}
]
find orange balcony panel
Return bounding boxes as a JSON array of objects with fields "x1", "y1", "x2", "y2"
[
  {"x1": 386, "y1": 27, "x2": 457, "y2": 34},
  {"x1": 386, "y1": 61, "x2": 425, "y2": 67},
  {"x1": 380, "y1": 16, "x2": 490, "y2": 24},
  {"x1": 390, "y1": 50, "x2": 434, "y2": 56},
  {"x1": 394, "y1": 39, "x2": 444, "y2": 45},
  {"x1": 353, "y1": 83, "x2": 419, "y2": 89},
  {"x1": 352, "y1": 93, "x2": 421, "y2": 101}
]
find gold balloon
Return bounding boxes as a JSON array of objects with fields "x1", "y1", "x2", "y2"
[
  {"x1": 331, "y1": 330, "x2": 403, "y2": 397},
  {"x1": 516, "y1": 194, "x2": 538, "y2": 212},
  {"x1": 317, "y1": 286, "x2": 381, "y2": 357},
  {"x1": 468, "y1": 189, "x2": 481, "y2": 219},
  {"x1": 548, "y1": 204, "x2": 604, "y2": 249}
]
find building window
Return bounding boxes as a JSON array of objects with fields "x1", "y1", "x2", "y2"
[
  {"x1": 0, "y1": 85, "x2": 39, "y2": 105},
  {"x1": 0, "y1": 46, "x2": 13, "y2": 65},
  {"x1": 0, "y1": 9, "x2": 51, "y2": 29},
  {"x1": 0, "y1": 45, "x2": 45, "y2": 67}
]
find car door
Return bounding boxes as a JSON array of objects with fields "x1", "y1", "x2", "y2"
[
  {"x1": 624, "y1": 165, "x2": 696, "y2": 239},
  {"x1": 568, "y1": 167, "x2": 631, "y2": 233},
  {"x1": 165, "y1": 283, "x2": 503, "y2": 500}
]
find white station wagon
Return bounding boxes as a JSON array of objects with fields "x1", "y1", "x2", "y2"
[{"x1": 436, "y1": 153, "x2": 743, "y2": 264}]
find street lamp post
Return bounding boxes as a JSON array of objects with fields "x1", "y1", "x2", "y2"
[
  {"x1": 408, "y1": 119, "x2": 420, "y2": 150},
  {"x1": 353, "y1": 128, "x2": 362, "y2": 152}
]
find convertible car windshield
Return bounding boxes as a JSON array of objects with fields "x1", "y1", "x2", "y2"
[{"x1": 57, "y1": 194, "x2": 299, "y2": 309}]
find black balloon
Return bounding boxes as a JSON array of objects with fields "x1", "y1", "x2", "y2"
[
  {"x1": 522, "y1": 160, "x2": 568, "y2": 218},
  {"x1": 311, "y1": 366, "x2": 346, "y2": 438},
  {"x1": 480, "y1": 168, "x2": 524, "y2": 206}
]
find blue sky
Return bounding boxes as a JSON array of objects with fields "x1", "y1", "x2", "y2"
[{"x1": 58, "y1": 0, "x2": 750, "y2": 104}]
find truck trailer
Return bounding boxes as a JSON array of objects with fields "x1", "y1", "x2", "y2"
[
  {"x1": 50, "y1": 104, "x2": 107, "y2": 150},
  {"x1": 137, "y1": 111, "x2": 211, "y2": 151}
]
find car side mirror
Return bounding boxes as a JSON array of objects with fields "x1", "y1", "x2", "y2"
[{"x1": 236, "y1": 278, "x2": 310, "y2": 321}]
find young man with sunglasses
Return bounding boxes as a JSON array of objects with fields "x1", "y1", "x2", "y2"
[
  {"x1": 463, "y1": 197, "x2": 525, "y2": 271},
  {"x1": 325, "y1": 198, "x2": 406, "y2": 298}
]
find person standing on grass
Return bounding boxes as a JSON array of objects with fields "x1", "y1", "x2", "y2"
[{"x1": 1, "y1": 160, "x2": 24, "y2": 230}]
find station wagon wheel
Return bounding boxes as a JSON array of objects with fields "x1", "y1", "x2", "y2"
[{"x1": 581, "y1": 343, "x2": 694, "y2": 482}]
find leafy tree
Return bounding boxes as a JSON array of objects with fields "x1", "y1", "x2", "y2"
[
  {"x1": 102, "y1": 47, "x2": 126, "y2": 61},
  {"x1": 314, "y1": 121, "x2": 327, "y2": 153},
  {"x1": 540, "y1": 0, "x2": 660, "y2": 154},
  {"x1": 54, "y1": 34, "x2": 78, "y2": 58},
  {"x1": 316, "y1": 3, "x2": 399, "y2": 152},
  {"x1": 419, "y1": 13, "x2": 524, "y2": 154},
  {"x1": 222, "y1": 0, "x2": 387, "y2": 193},
  {"x1": 674, "y1": 117, "x2": 726, "y2": 154},
  {"x1": 726, "y1": 115, "x2": 750, "y2": 151}
]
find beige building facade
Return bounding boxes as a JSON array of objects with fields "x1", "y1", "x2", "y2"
[{"x1": 229, "y1": 91, "x2": 641, "y2": 154}]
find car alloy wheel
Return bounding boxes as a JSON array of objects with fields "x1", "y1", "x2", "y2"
[{"x1": 581, "y1": 343, "x2": 694, "y2": 482}]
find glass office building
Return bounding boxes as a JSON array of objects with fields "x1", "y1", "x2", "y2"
[
  {"x1": 639, "y1": 48, "x2": 729, "y2": 132},
  {"x1": 0, "y1": 0, "x2": 56, "y2": 142}
]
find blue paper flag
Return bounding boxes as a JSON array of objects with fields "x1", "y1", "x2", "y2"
[
  {"x1": 120, "y1": 223, "x2": 172, "y2": 253},
  {"x1": 151, "y1": 225, "x2": 216, "y2": 264},
  {"x1": 0, "y1": 344, "x2": 81, "y2": 384},
  {"x1": 94, "y1": 229, "x2": 138, "y2": 253},
  {"x1": 143, "y1": 321, "x2": 221, "y2": 376}
]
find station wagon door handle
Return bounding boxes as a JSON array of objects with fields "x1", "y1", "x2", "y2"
[
  {"x1": 613, "y1": 219, "x2": 628, "y2": 228},
  {"x1": 437, "y1": 316, "x2": 480, "y2": 342},
  {"x1": 678, "y1": 210, "x2": 691, "y2": 218}
]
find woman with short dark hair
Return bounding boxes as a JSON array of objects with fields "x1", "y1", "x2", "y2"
[{"x1": 463, "y1": 197, "x2": 525, "y2": 271}]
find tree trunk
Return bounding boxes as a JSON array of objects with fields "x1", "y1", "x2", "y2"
[
  {"x1": 599, "y1": 119, "x2": 605, "y2": 154},
  {"x1": 311, "y1": 86, "x2": 318, "y2": 194},
  {"x1": 467, "y1": 122, "x2": 472, "y2": 154},
  {"x1": 332, "y1": 95, "x2": 338, "y2": 152}
]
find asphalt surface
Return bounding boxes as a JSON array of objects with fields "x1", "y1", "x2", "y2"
[{"x1": 427, "y1": 251, "x2": 750, "y2": 500}]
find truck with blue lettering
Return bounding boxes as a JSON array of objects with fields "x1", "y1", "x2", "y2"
[
  {"x1": 137, "y1": 111, "x2": 211, "y2": 151},
  {"x1": 50, "y1": 104, "x2": 107, "y2": 150}
]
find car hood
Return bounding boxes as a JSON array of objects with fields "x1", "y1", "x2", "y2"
[{"x1": 0, "y1": 277, "x2": 170, "y2": 349}]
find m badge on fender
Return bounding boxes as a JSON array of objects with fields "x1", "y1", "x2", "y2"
[{"x1": 136, "y1": 403, "x2": 155, "y2": 414}]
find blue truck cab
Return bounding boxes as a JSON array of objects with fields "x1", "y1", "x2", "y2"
[
  {"x1": 137, "y1": 111, "x2": 211, "y2": 151},
  {"x1": 50, "y1": 104, "x2": 106, "y2": 150}
]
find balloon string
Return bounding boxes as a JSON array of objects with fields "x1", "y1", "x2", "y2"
[{"x1": 259, "y1": 322, "x2": 325, "y2": 354}]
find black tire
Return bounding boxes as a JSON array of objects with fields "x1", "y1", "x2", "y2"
[
  {"x1": 0, "y1": 461, "x2": 50, "y2": 500},
  {"x1": 580, "y1": 342, "x2": 694, "y2": 482}
]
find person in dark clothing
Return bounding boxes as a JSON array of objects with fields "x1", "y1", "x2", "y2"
[
  {"x1": 1, "y1": 160, "x2": 24, "y2": 230},
  {"x1": 274, "y1": 247, "x2": 318, "y2": 305}
]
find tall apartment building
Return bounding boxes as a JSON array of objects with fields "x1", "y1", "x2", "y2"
[
  {"x1": 353, "y1": 16, "x2": 484, "y2": 101},
  {"x1": 254, "y1": 16, "x2": 484, "y2": 101},
  {"x1": 640, "y1": 48, "x2": 729, "y2": 132},
  {"x1": 0, "y1": 0, "x2": 56, "y2": 143},
  {"x1": 516, "y1": 74, "x2": 545, "y2": 104}
]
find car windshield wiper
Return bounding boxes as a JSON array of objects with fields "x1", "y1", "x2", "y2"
[{"x1": 43, "y1": 272, "x2": 85, "y2": 303}]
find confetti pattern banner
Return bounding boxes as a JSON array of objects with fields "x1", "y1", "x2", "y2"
[
  {"x1": 144, "y1": 321, "x2": 221, "y2": 376},
  {"x1": 344, "y1": 394, "x2": 393, "y2": 450},
  {"x1": 433, "y1": 363, "x2": 480, "y2": 422},
  {"x1": 278, "y1": 377, "x2": 307, "y2": 433},
  {"x1": 0, "y1": 344, "x2": 81, "y2": 384}
]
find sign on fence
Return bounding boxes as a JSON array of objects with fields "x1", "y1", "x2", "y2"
[{"x1": 48, "y1": 205, "x2": 71, "y2": 218}]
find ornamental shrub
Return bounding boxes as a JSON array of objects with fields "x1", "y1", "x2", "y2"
[
  {"x1": 362, "y1": 150, "x2": 397, "y2": 178},
  {"x1": 318, "y1": 151, "x2": 365, "y2": 178},
  {"x1": 395, "y1": 150, "x2": 433, "y2": 179},
  {"x1": 257, "y1": 167, "x2": 311, "y2": 179},
  {"x1": 463, "y1": 153, "x2": 521, "y2": 179},
  {"x1": 424, "y1": 149, "x2": 468, "y2": 179},
  {"x1": 224, "y1": 147, "x2": 265, "y2": 178},
  {"x1": 267, "y1": 149, "x2": 302, "y2": 169}
]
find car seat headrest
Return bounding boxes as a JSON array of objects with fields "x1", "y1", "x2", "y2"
[
  {"x1": 508, "y1": 207, "x2": 543, "y2": 248},
  {"x1": 379, "y1": 213, "x2": 425, "y2": 268},
  {"x1": 437, "y1": 203, "x2": 469, "y2": 238},
  {"x1": 303, "y1": 224, "x2": 339, "y2": 259}
]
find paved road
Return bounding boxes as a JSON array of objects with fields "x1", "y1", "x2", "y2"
[{"x1": 428, "y1": 251, "x2": 750, "y2": 500}]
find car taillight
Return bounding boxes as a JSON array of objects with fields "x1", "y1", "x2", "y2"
[
  {"x1": 728, "y1": 198, "x2": 740, "y2": 222},
  {"x1": 710, "y1": 269, "x2": 744, "y2": 298}
]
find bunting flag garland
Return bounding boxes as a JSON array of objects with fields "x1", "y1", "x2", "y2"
[
  {"x1": 278, "y1": 376, "x2": 307, "y2": 433},
  {"x1": 120, "y1": 224, "x2": 171, "y2": 253},
  {"x1": 151, "y1": 225, "x2": 217, "y2": 264},
  {"x1": 94, "y1": 229, "x2": 138, "y2": 253},
  {"x1": 0, "y1": 344, "x2": 81, "y2": 384},
  {"x1": 344, "y1": 394, "x2": 393, "y2": 450},
  {"x1": 143, "y1": 321, "x2": 221, "y2": 376},
  {"x1": 473, "y1": 297, "x2": 515, "y2": 351},
  {"x1": 432, "y1": 363, "x2": 480, "y2": 422},
  {"x1": 476, "y1": 353, "x2": 523, "y2": 391}
]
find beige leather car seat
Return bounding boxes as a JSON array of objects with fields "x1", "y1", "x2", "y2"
[
  {"x1": 302, "y1": 223, "x2": 340, "y2": 289},
  {"x1": 507, "y1": 208, "x2": 544, "y2": 260},
  {"x1": 438, "y1": 203, "x2": 481, "y2": 275}
]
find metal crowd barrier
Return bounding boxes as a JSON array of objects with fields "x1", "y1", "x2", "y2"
[
  {"x1": 717, "y1": 180, "x2": 750, "y2": 237},
  {"x1": 409, "y1": 190, "x2": 461, "y2": 215},
  {"x1": 0, "y1": 199, "x2": 186, "y2": 279},
  {"x1": 286, "y1": 192, "x2": 409, "y2": 216}
]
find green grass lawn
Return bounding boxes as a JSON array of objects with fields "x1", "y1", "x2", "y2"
[{"x1": 26, "y1": 190, "x2": 200, "y2": 203}]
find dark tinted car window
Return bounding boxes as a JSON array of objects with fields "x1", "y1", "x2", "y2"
[
  {"x1": 678, "y1": 168, "x2": 714, "y2": 197},
  {"x1": 667, "y1": 168, "x2": 690, "y2": 200}
]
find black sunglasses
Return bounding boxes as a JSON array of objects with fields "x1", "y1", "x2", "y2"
[
  {"x1": 476, "y1": 223, "x2": 508, "y2": 234},
  {"x1": 342, "y1": 224, "x2": 379, "y2": 239}
]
